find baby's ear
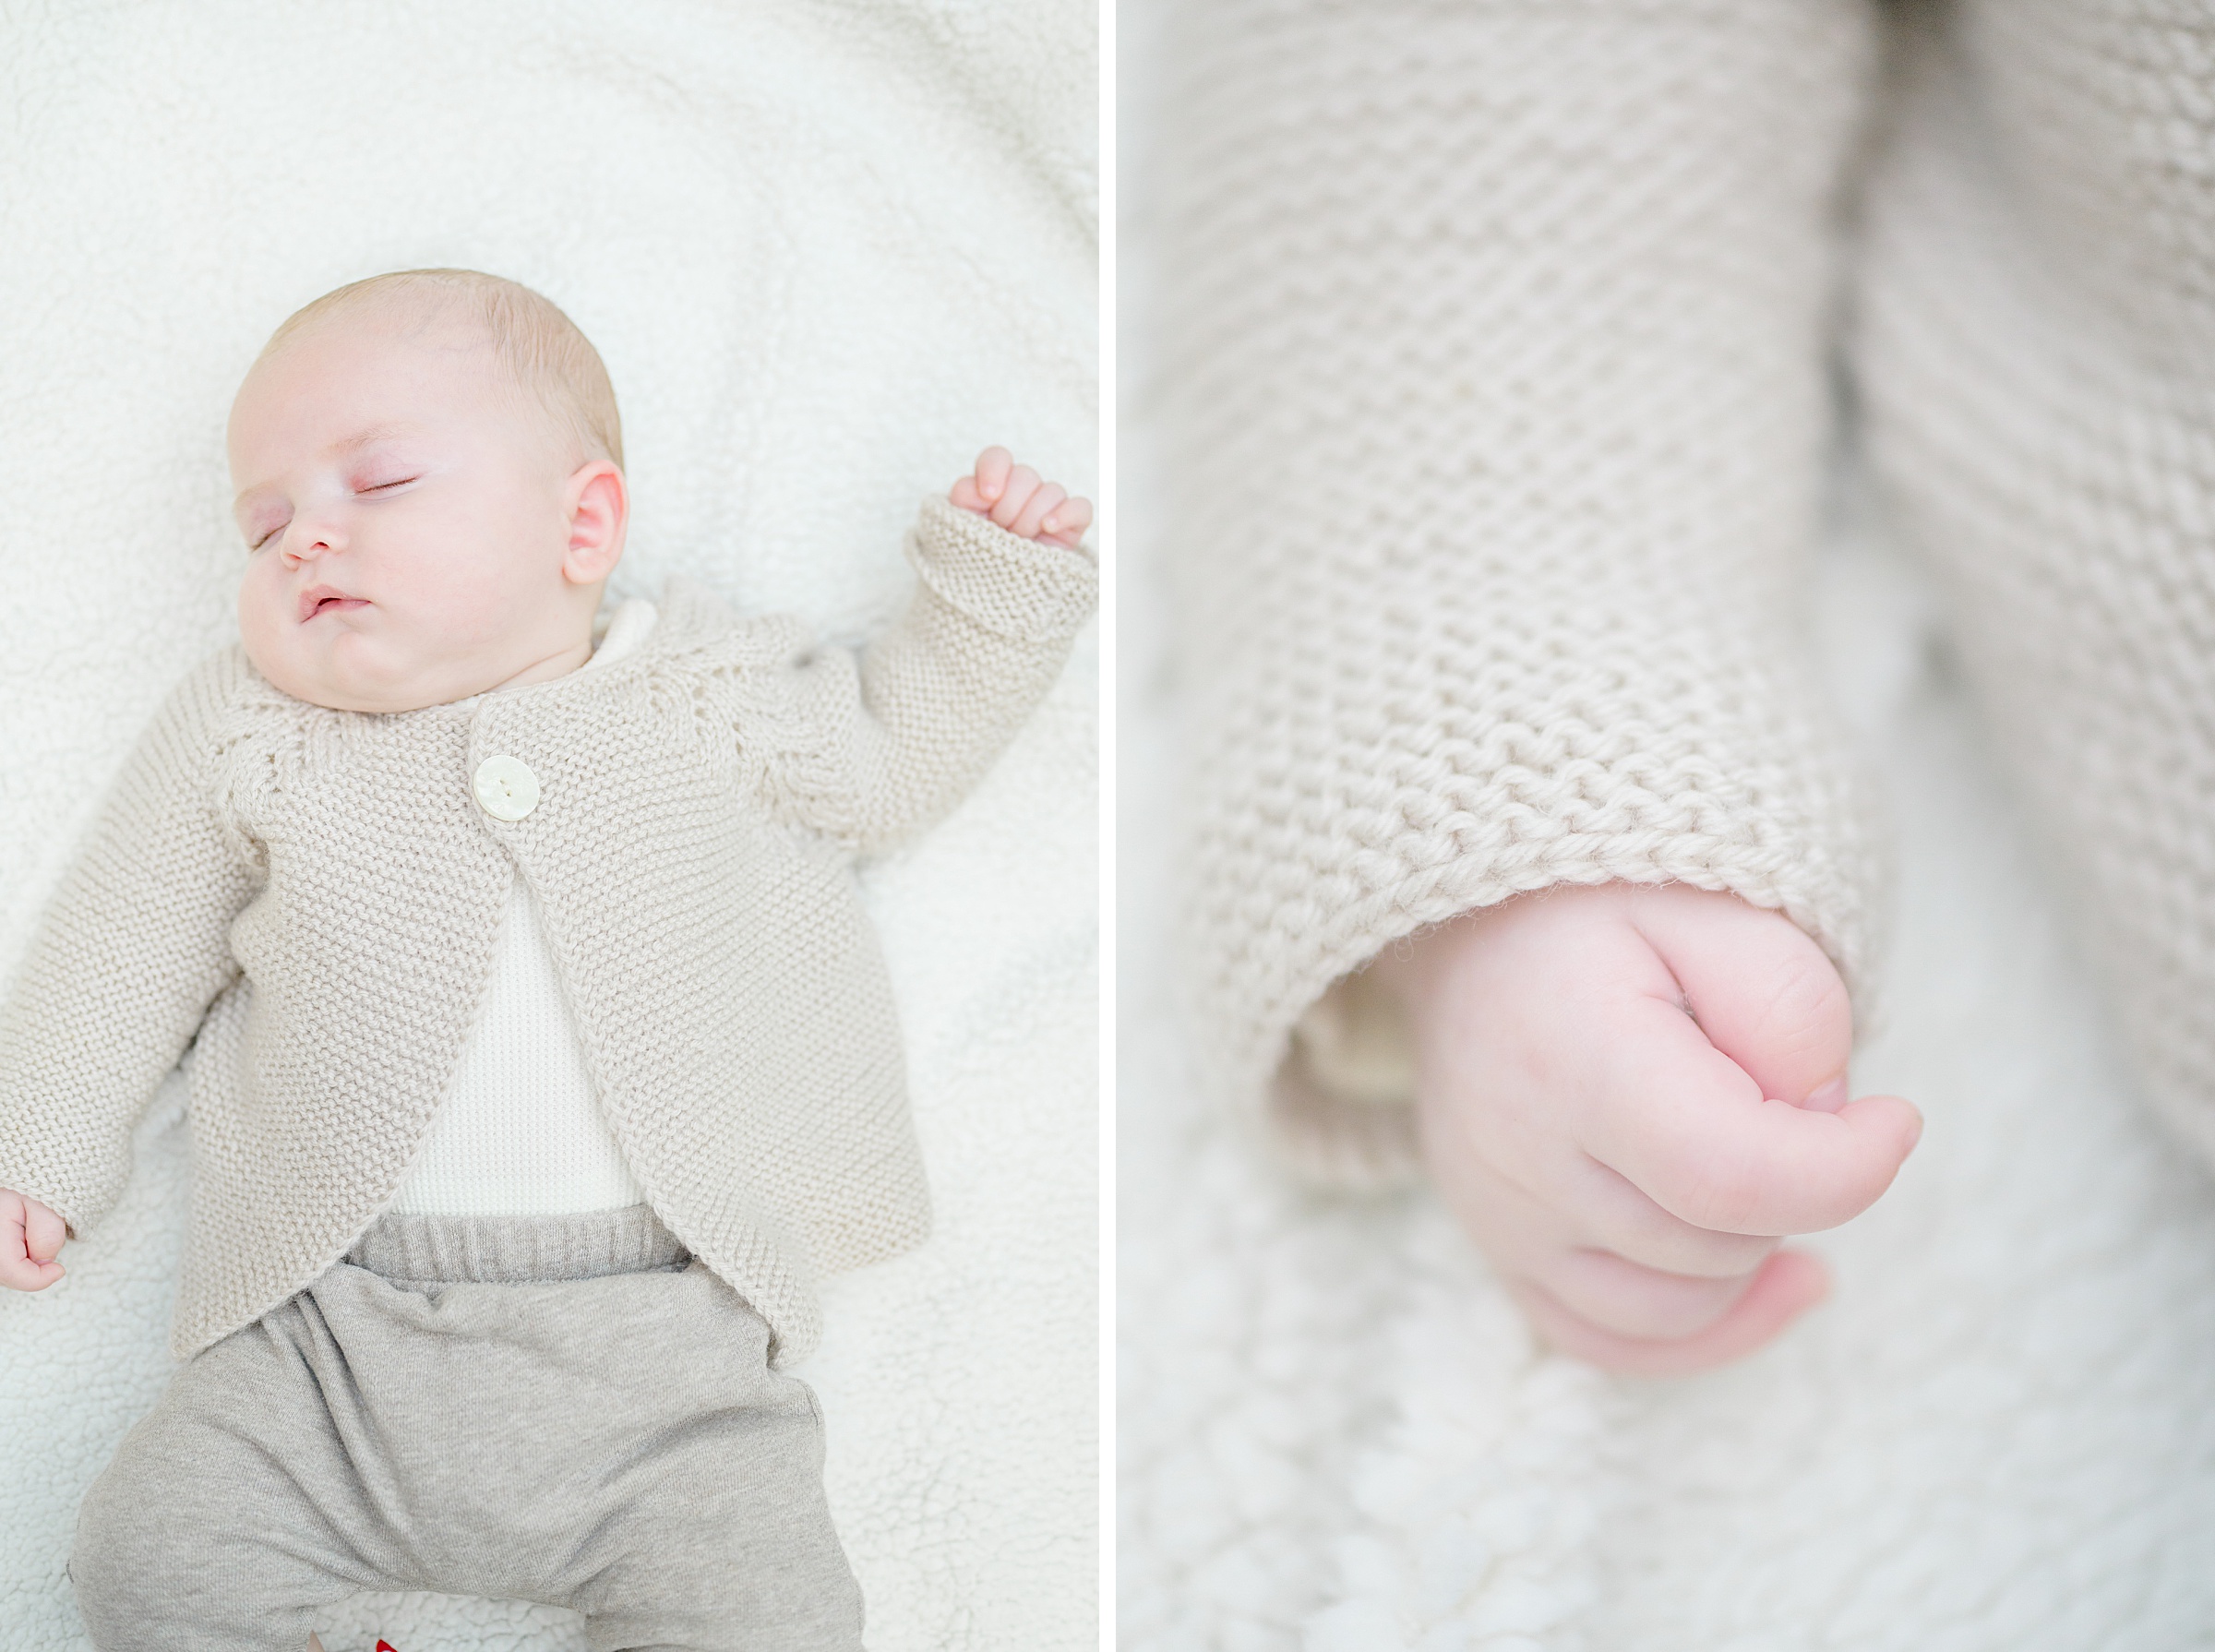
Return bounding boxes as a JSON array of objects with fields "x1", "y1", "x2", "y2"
[{"x1": 563, "y1": 460, "x2": 629, "y2": 584}]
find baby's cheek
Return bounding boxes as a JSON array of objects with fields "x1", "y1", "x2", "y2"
[
  {"x1": 237, "y1": 576, "x2": 336, "y2": 702},
  {"x1": 235, "y1": 579, "x2": 287, "y2": 676}
]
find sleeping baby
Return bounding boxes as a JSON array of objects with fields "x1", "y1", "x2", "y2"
[{"x1": 0, "y1": 268, "x2": 1096, "y2": 1649}]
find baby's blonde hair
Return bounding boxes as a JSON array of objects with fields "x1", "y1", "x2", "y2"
[{"x1": 258, "y1": 268, "x2": 624, "y2": 470}]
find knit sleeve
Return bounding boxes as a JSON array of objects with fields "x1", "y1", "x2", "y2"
[
  {"x1": 730, "y1": 495, "x2": 1097, "y2": 854},
  {"x1": 0, "y1": 647, "x2": 259, "y2": 1239},
  {"x1": 1152, "y1": 0, "x2": 1892, "y2": 1184}
]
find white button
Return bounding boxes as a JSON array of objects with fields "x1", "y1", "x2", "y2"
[{"x1": 473, "y1": 754, "x2": 541, "y2": 821}]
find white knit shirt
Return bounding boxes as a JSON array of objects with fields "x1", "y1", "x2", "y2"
[{"x1": 385, "y1": 598, "x2": 658, "y2": 1216}]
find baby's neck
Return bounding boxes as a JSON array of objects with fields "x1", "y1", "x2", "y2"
[{"x1": 480, "y1": 634, "x2": 596, "y2": 696}]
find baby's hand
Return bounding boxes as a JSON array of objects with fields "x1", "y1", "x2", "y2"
[
  {"x1": 0, "y1": 1188, "x2": 66, "y2": 1291},
  {"x1": 1377, "y1": 882, "x2": 1922, "y2": 1376},
  {"x1": 950, "y1": 447, "x2": 1093, "y2": 548}
]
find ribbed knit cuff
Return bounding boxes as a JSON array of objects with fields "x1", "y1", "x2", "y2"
[{"x1": 908, "y1": 493, "x2": 1099, "y2": 642}]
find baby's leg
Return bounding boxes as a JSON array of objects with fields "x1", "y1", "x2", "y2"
[
  {"x1": 74, "y1": 1208, "x2": 863, "y2": 1651},
  {"x1": 68, "y1": 1303, "x2": 399, "y2": 1650},
  {"x1": 314, "y1": 1207, "x2": 864, "y2": 1652},
  {"x1": 494, "y1": 1249, "x2": 864, "y2": 1647},
  {"x1": 533, "y1": 1265, "x2": 864, "y2": 1651}
]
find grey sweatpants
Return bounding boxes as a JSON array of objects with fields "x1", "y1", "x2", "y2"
[{"x1": 69, "y1": 1204, "x2": 864, "y2": 1651}]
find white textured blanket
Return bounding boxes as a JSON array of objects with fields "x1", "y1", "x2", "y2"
[
  {"x1": 0, "y1": 5, "x2": 1096, "y2": 1647},
  {"x1": 1119, "y1": 289, "x2": 2215, "y2": 1652}
]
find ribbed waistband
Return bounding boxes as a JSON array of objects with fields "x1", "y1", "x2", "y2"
[{"x1": 344, "y1": 1203, "x2": 690, "y2": 1286}]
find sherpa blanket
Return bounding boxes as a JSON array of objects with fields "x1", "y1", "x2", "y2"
[
  {"x1": 1118, "y1": 80, "x2": 2215, "y2": 1652},
  {"x1": 0, "y1": 4, "x2": 1096, "y2": 1648}
]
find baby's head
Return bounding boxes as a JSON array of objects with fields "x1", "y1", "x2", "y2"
[{"x1": 229, "y1": 269, "x2": 628, "y2": 713}]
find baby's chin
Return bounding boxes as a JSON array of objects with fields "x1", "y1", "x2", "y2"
[{"x1": 244, "y1": 629, "x2": 475, "y2": 714}]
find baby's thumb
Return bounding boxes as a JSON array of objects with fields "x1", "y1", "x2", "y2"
[{"x1": 1632, "y1": 887, "x2": 1862, "y2": 1113}]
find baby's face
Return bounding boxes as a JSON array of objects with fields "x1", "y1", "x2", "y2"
[{"x1": 229, "y1": 309, "x2": 616, "y2": 713}]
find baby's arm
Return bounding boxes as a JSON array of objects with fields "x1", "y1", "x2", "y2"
[
  {"x1": 736, "y1": 448, "x2": 1096, "y2": 852},
  {"x1": 0, "y1": 650, "x2": 257, "y2": 1269},
  {"x1": 1152, "y1": 6, "x2": 1898, "y2": 1370},
  {"x1": 1376, "y1": 883, "x2": 1919, "y2": 1375}
]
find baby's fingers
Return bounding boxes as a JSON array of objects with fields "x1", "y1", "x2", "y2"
[
  {"x1": 0, "y1": 1195, "x2": 65, "y2": 1292},
  {"x1": 24, "y1": 1196, "x2": 66, "y2": 1264},
  {"x1": 1042, "y1": 496, "x2": 1093, "y2": 546},
  {"x1": 1589, "y1": 996, "x2": 1922, "y2": 1236},
  {"x1": 989, "y1": 464, "x2": 1043, "y2": 528},
  {"x1": 974, "y1": 447, "x2": 1014, "y2": 504},
  {"x1": 0, "y1": 1253, "x2": 62, "y2": 1290},
  {"x1": 1012, "y1": 483, "x2": 1067, "y2": 539},
  {"x1": 1512, "y1": 1249, "x2": 1830, "y2": 1377},
  {"x1": 1632, "y1": 884, "x2": 1855, "y2": 1112},
  {"x1": 1532, "y1": 1245, "x2": 1762, "y2": 1342},
  {"x1": 950, "y1": 474, "x2": 992, "y2": 513}
]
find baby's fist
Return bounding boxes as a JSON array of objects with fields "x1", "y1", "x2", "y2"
[
  {"x1": 951, "y1": 447, "x2": 1092, "y2": 548},
  {"x1": 1380, "y1": 882, "x2": 1921, "y2": 1375},
  {"x1": 0, "y1": 1188, "x2": 66, "y2": 1291}
]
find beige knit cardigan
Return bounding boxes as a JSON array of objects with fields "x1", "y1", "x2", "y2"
[
  {"x1": 1156, "y1": 0, "x2": 2215, "y2": 1183},
  {"x1": 0, "y1": 495, "x2": 1096, "y2": 1365}
]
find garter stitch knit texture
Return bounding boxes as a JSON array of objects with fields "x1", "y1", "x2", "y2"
[
  {"x1": 1153, "y1": 1, "x2": 1890, "y2": 1183},
  {"x1": 1851, "y1": 0, "x2": 2215, "y2": 1173},
  {"x1": 0, "y1": 495, "x2": 1096, "y2": 1365}
]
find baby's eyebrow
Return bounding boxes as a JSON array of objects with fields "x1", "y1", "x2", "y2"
[
  {"x1": 230, "y1": 485, "x2": 278, "y2": 525},
  {"x1": 323, "y1": 420, "x2": 427, "y2": 458},
  {"x1": 230, "y1": 423, "x2": 431, "y2": 519}
]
